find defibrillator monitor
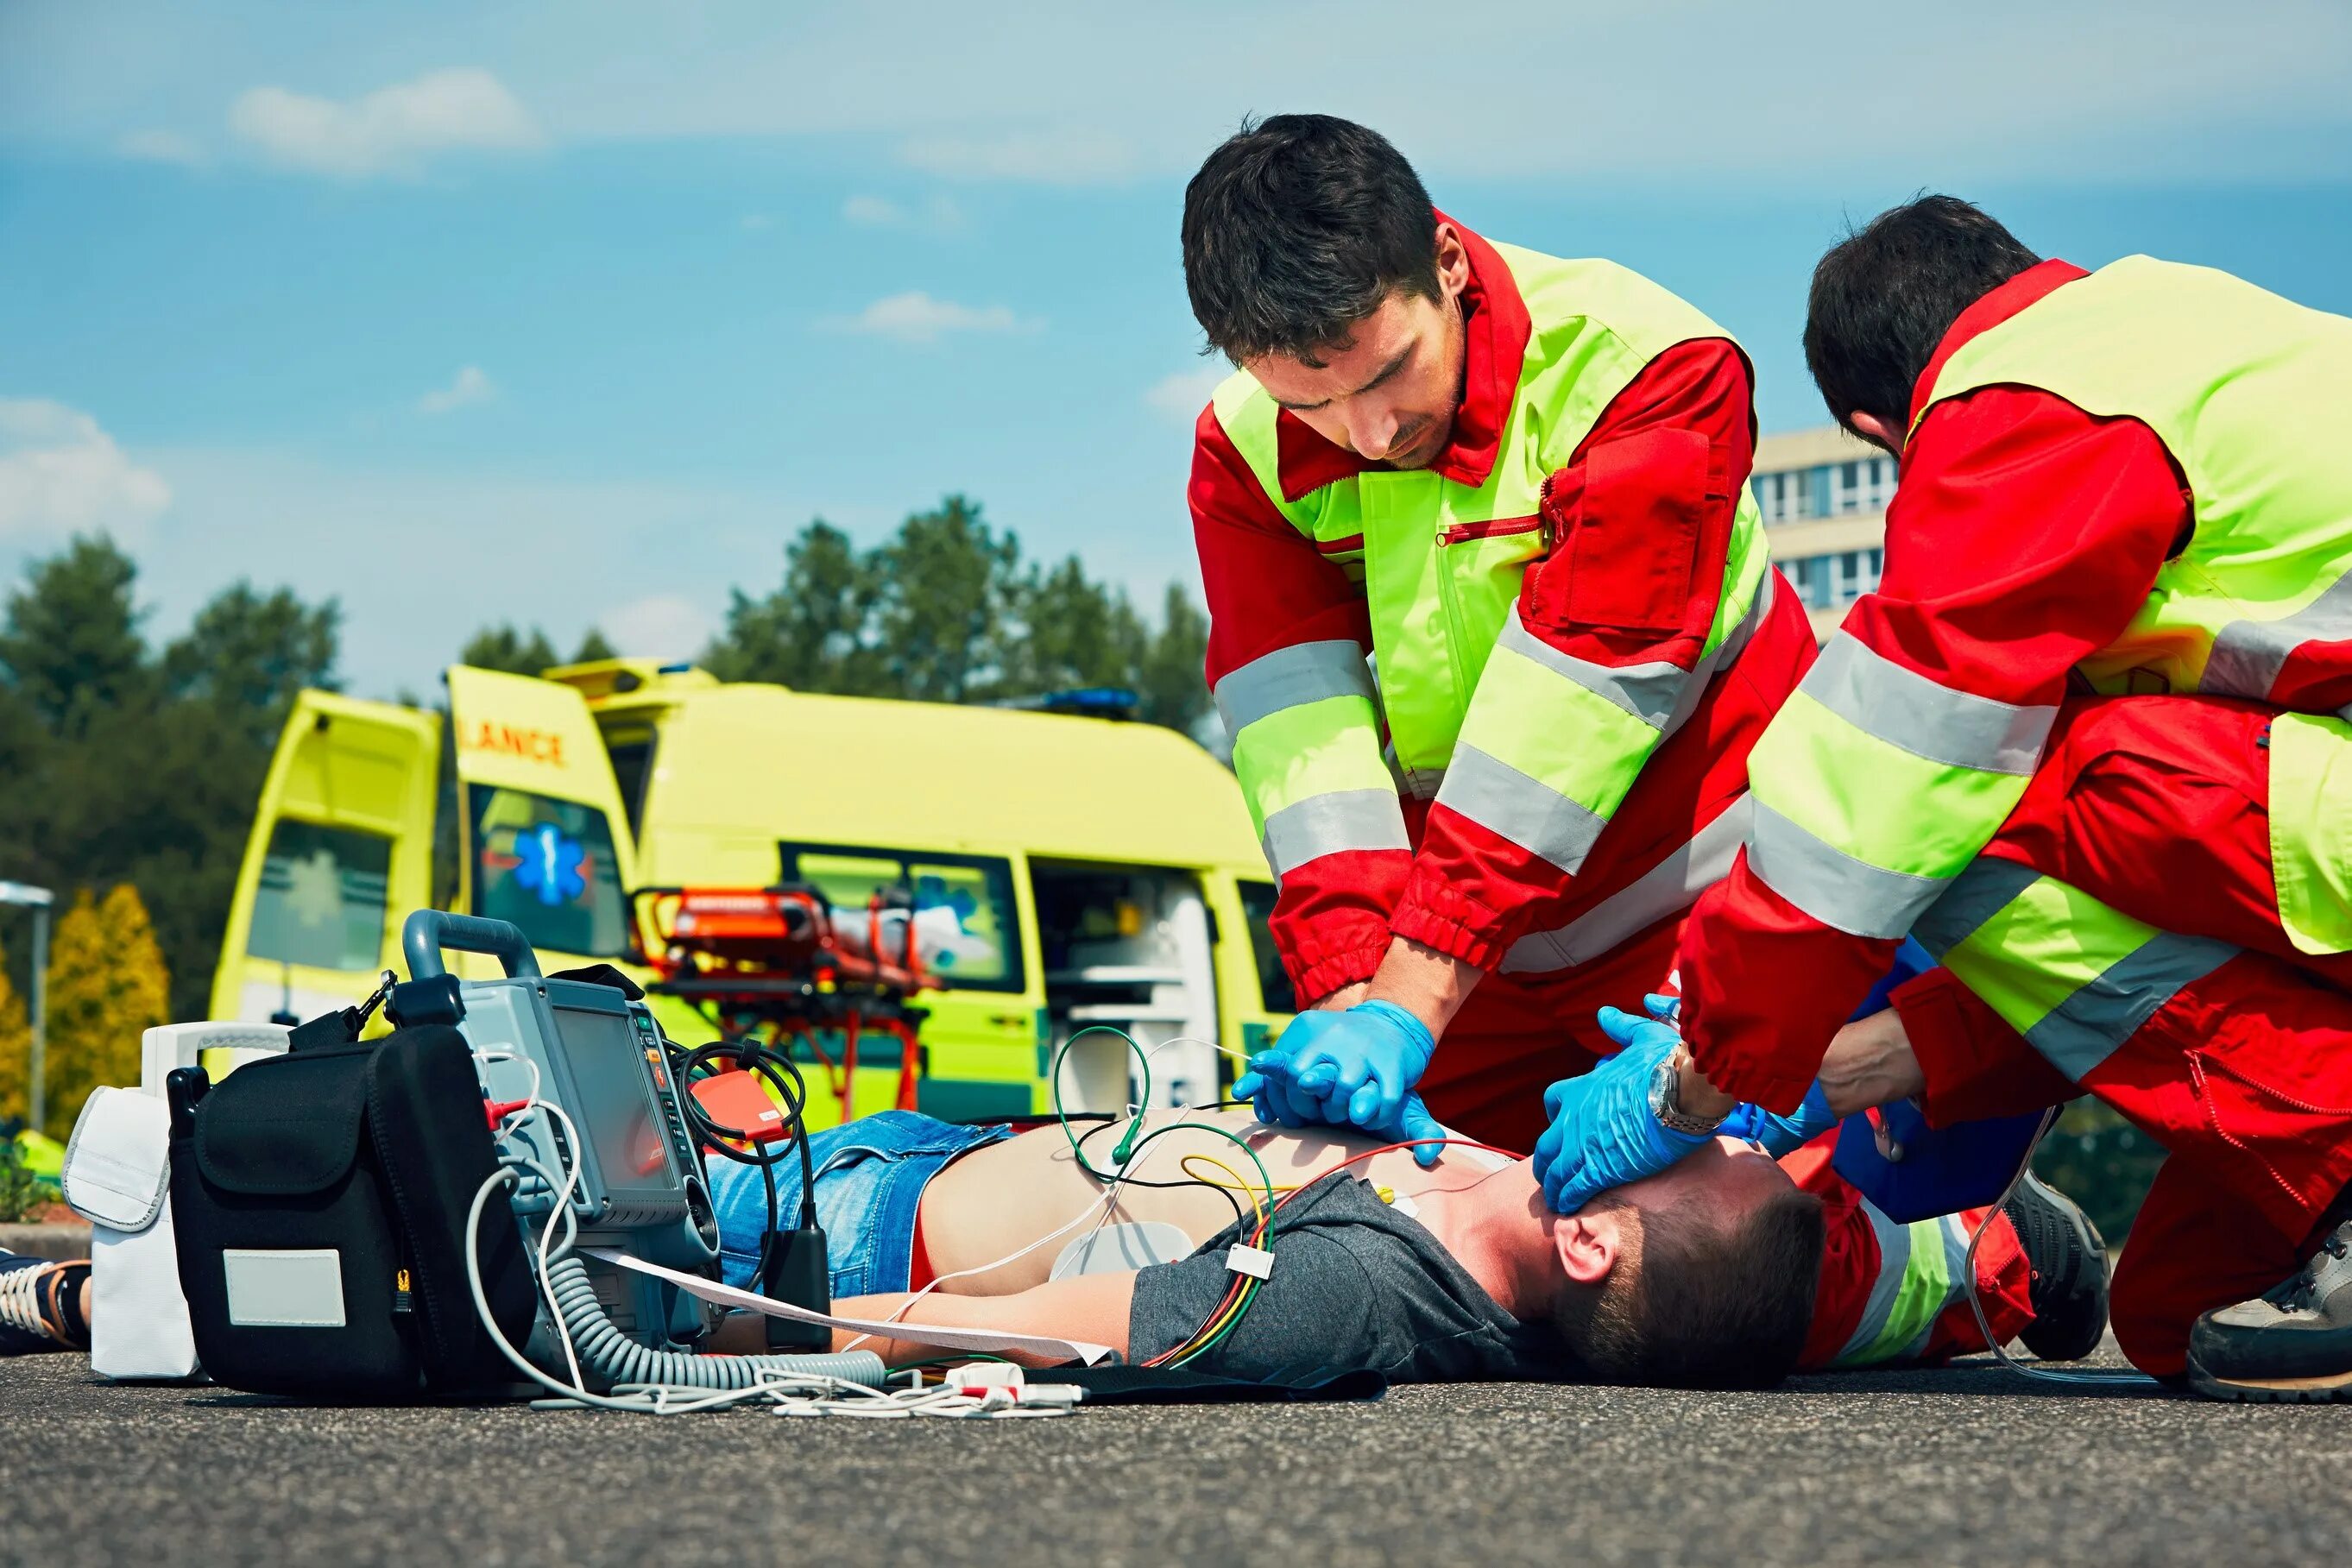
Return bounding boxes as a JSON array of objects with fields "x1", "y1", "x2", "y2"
[{"x1": 396, "y1": 910, "x2": 719, "y2": 1273}]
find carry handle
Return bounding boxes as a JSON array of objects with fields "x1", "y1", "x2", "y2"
[{"x1": 401, "y1": 910, "x2": 543, "y2": 981}]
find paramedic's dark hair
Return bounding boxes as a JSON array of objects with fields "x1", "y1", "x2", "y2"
[
  {"x1": 1804, "y1": 194, "x2": 2043, "y2": 438},
  {"x1": 1182, "y1": 114, "x2": 1441, "y2": 364},
  {"x1": 1558, "y1": 1185, "x2": 1826, "y2": 1390}
]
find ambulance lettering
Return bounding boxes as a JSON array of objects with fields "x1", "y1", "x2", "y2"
[{"x1": 464, "y1": 721, "x2": 567, "y2": 766}]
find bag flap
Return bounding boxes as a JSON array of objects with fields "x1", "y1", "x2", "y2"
[
  {"x1": 61, "y1": 1086, "x2": 173, "y2": 1231},
  {"x1": 193, "y1": 1046, "x2": 374, "y2": 1195}
]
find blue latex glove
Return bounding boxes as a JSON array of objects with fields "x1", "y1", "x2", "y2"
[
  {"x1": 1716, "y1": 1080, "x2": 1838, "y2": 1159},
  {"x1": 1231, "y1": 1065, "x2": 1452, "y2": 1167},
  {"x1": 1530, "y1": 1005, "x2": 1712, "y2": 1213},
  {"x1": 1232, "y1": 998, "x2": 1438, "y2": 1148}
]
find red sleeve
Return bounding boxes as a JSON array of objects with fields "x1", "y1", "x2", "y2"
[
  {"x1": 1193, "y1": 406, "x2": 1403, "y2": 1002},
  {"x1": 1891, "y1": 967, "x2": 2077, "y2": 1127},
  {"x1": 1393, "y1": 338, "x2": 1755, "y2": 967},
  {"x1": 1683, "y1": 387, "x2": 2191, "y2": 1110}
]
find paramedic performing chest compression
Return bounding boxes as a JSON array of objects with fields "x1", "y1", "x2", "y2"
[
  {"x1": 1535, "y1": 194, "x2": 2352, "y2": 1399},
  {"x1": 1182, "y1": 115, "x2": 1812, "y2": 1152}
]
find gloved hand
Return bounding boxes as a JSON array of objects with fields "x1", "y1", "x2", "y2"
[
  {"x1": 1530, "y1": 1005, "x2": 1711, "y2": 1213},
  {"x1": 1236, "y1": 1049, "x2": 1454, "y2": 1168},
  {"x1": 1637, "y1": 992, "x2": 1836, "y2": 1159},
  {"x1": 1233, "y1": 1000, "x2": 1446, "y2": 1167},
  {"x1": 1715, "y1": 1080, "x2": 1838, "y2": 1158}
]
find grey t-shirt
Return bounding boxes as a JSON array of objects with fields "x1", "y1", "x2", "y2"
[{"x1": 1126, "y1": 1172, "x2": 1579, "y2": 1383}]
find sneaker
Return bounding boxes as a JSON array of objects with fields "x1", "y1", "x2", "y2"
[
  {"x1": 0, "y1": 1251, "x2": 91, "y2": 1355},
  {"x1": 2188, "y1": 1219, "x2": 2352, "y2": 1402},
  {"x1": 2004, "y1": 1171, "x2": 2110, "y2": 1362}
]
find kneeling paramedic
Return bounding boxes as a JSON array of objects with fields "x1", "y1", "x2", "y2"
[{"x1": 1544, "y1": 691, "x2": 2352, "y2": 1397}]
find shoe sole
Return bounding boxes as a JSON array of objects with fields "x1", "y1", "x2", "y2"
[
  {"x1": 2187, "y1": 1363, "x2": 2352, "y2": 1403},
  {"x1": 2016, "y1": 1174, "x2": 2112, "y2": 1363}
]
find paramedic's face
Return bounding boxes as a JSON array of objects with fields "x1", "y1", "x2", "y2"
[{"x1": 1243, "y1": 226, "x2": 1471, "y2": 470}]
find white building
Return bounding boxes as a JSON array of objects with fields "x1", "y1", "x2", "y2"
[{"x1": 1752, "y1": 425, "x2": 1892, "y2": 639}]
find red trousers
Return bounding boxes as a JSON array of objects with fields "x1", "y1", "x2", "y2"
[
  {"x1": 1418, "y1": 913, "x2": 2034, "y2": 1369},
  {"x1": 1899, "y1": 696, "x2": 2352, "y2": 1376}
]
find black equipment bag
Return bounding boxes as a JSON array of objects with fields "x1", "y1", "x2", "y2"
[{"x1": 168, "y1": 1024, "x2": 539, "y2": 1401}]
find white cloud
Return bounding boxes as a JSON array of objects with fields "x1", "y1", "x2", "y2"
[
  {"x1": 598, "y1": 594, "x2": 713, "y2": 663},
  {"x1": 0, "y1": 400, "x2": 171, "y2": 542},
  {"x1": 418, "y1": 365, "x2": 495, "y2": 415},
  {"x1": 829, "y1": 292, "x2": 1032, "y2": 344},
  {"x1": 116, "y1": 128, "x2": 207, "y2": 167},
  {"x1": 842, "y1": 192, "x2": 964, "y2": 230},
  {"x1": 228, "y1": 66, "x2": 545, "y2": 179},
  {"x1": 1144, "y1": 367, "x2": 1226, "y2": 425}
]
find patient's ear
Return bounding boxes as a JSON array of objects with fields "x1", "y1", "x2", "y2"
[{"x1": 1553, "y1": 1206, "x2": 1626, "y2": 1288}]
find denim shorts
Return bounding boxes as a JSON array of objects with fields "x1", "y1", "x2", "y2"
[{"x1": 705, "y1": 1111, "x2": 1011, "y2": 1297}]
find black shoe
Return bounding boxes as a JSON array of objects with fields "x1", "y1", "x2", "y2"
[
  {"x1": 2004, "y1": 1171, "x2": 2110, "y2": 1361},
  {"x1": 2188, "y1": 1220, "x2": 2352, "y2": 1402},
  {"x1": 0, "y1": 1252, "x2": 90, "y2": 1355}
]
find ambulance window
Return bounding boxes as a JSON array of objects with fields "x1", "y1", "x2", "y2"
[
  {"x1": 247, "y1": 819, "x2": 392, "y2": 972},
  {"x1": 779, "y1": 841, "x2": 1024, "y2": 992},
  {"x1": 601, "y1": 721, "x2": 657, "y2": 840},
  {"x1": 1237, "y1": 881, "x2": 1296, "y2": 1014},
  {"x1": 469, "y1": 786, "x2": 630, "y2": 957}
]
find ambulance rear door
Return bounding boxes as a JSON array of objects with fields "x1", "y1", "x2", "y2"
[
  {"x1": 446, "y1": 666, "x2": 640, "y2": 977},
  {"x1": 211, "y1": 692, "x2": 440, "y2": 1023}
]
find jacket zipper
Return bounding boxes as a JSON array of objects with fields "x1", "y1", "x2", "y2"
[{"x1": 1437, "y1": 516, "x2": 1545, "y2": 546}]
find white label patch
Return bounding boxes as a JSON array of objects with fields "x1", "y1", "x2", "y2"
[
  {"x1": 1225, "y1": 1244, "x2": 1275, "y2": 1281},
  {"x1": 222, "y1": 1249, "x2": 347, "y2": 1328}
]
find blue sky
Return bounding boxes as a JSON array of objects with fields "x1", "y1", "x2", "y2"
[{"x1": 3, "y1": 0, "x2": 2349, "y2": 697}]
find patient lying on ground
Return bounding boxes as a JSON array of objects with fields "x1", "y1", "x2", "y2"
[{"x1": 702, "y1": 1107, "x2": 1826, "y2": 1388}]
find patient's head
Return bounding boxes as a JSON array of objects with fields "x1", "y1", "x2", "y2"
[{"x1": 1543, "y1": 1137, "x2": 1825, "y2": 1389}]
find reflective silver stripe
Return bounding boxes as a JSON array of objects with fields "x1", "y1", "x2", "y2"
[
  {"x1": 1836, "y1": 1202, "x2": 1914, "y2": 1365},
  {"x1": 2203, "y1": 571, "x2": 2352, "y2": 702},
  {"x1": 1807, "y1": 632, "x2": 2056, "y2": 775},
  {"x1": 1911, "y1": 857, "x2": 2045, "y2": 961},
  {"x1": 1748, "y1": 800, "x2": 1945, "y2": 941},
  {"x1": 1497, "y1": 609, "x2": 1687, "y2": 729},
  {"x1": 2023, "y1": 931, "x2": 2241, "y2": 1081},
  {"x1": 1656, "y1": 568, "x2": 1776, "y2": 740},
  {"x1": 1214, "y1": 639, "x2": 1376, "y2": 738},
  {"x1": 1501, "y1": 797, "x2": 1754, "y2": 973},
  {"x1": 1259, "y1": 789, "x2": 1409, "y2": 878},
  {"x1": 1437, "y1": 745, "x2": 1609, "y2": 875},
  {"x1": 1491, "y1": 570, "x2": 1777, "y2": 739}
]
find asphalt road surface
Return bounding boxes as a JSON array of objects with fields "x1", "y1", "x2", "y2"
[{"x1": 9, "y1": 1349, "x2": 2350, "y2": 1567}]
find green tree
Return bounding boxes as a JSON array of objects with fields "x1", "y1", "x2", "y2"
[
  {"x1": 162, "y1": 582, "x2": 341, "y2": 746},
  {"x1": 705, "y1": 520, "x2": 886, "y2": 692},
  {"x1": 1135, "y1": 582, "x2": 1211, "y2": 736},
  {"x1": 457, "y1": 623, "x2": 560, "y2": 675},
  {"x1": 41, "y1": 885, "x2": 168, "y2": 1140},
  {"x1": 1005, "y1": 555, "x2": 1147, "y2": 696},
  {"x1": 0, "y1": 535, "x2": 153, "y2": 739},
  {"x1": 571, "y1": 627, "x2": 619, "y2": 663},
  {"x1": 0, "y1": 537, "x2": 342, "y2": 1021},
  {"x1": 871, "y1": 495, "x2": 1022, "y2": 703}
]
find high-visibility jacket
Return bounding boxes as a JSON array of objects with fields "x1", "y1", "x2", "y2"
[
  {"x1": 1686, "y1": 255, "x2": 2352, "y2": 1108},
  {"x1": 1191, "y1": 217, "x2": 1792, "y2": 1004}
]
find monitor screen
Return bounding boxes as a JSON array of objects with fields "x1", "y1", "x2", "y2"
[{"x1": 552, "y1": 1004, "x2": 673, "y2": 1197}]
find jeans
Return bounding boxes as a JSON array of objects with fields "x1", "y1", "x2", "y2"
[{"x1": 705, "y1": 1111, "x2": 1010, "y2": 1296}]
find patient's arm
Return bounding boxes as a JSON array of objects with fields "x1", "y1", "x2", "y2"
[{"x1": 820, "y1": 1272, "x2": 1139, "y2": 1366}]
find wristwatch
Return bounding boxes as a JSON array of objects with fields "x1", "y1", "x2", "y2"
[{"x1": 1649, "y1": 1049, "x2": 1729, "y2": 1137}]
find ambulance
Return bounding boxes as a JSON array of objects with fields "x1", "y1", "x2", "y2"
[{"x1": 211, "y1": 661, "x2": 1297, "y2": 1127}]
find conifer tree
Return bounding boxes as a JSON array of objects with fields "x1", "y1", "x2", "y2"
[
  {"x1": 0, "y1": 935, "x2": 28, "y2": 1126},
  {"x1": 40, "y1": 886, "x2": 170, "y2": 1139}
]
